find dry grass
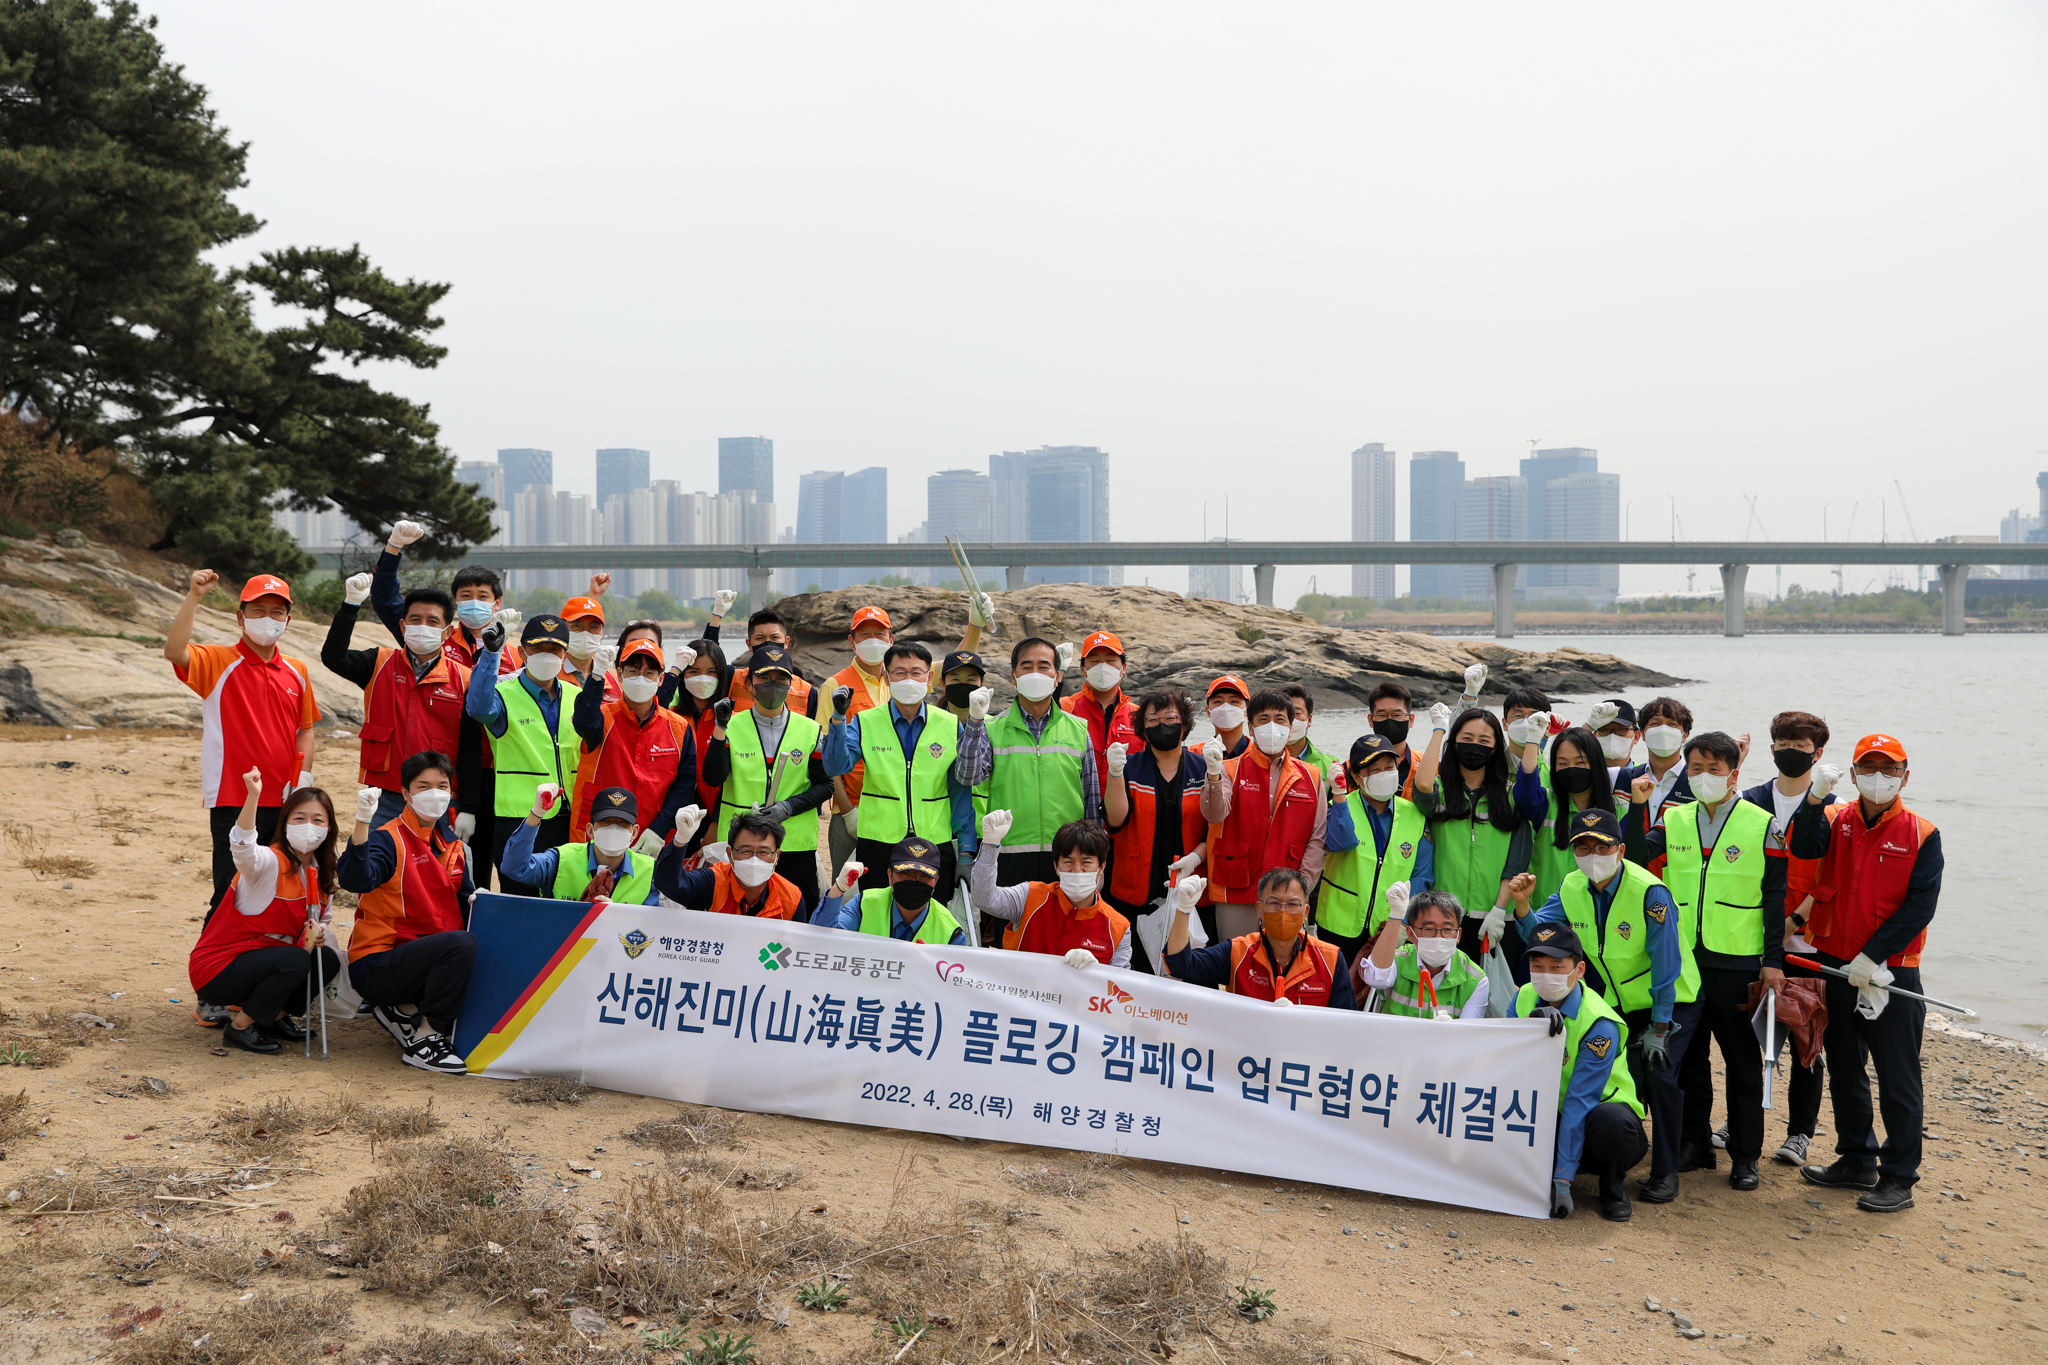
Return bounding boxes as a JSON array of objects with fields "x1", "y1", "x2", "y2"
[
  {"x1": 10, "y1": 1156, "x2": 296, "y2": 1219},
  {"x1": 1235, "y1": 1321, "x2": 1342, "y2": 1363},
  {"x1": 209, "y1": 1090, "x2": 443, "y2": 1157},
  {"x1": 110, "y1": 1289, "x2": 352, "y2": 1365},
  {"x1": 507, "y1": 1075, "x2": 594, "y2": 1107},
  {"x1": 623, "y1": 1104, "x2": 741, "y2": 1151},
  {"x1": 1, "y1": 1007, "x2": 128, "y2": 1064},
  {"x1": 0, "y1": 1086, "x2": 35, "y2": 1149},
  {"x1": 1003, "y1": 1151, "x2": 1119, "y2": 1199},
  {"x1": 4, "y1": 818, "x2": 98, "y2": 878}
]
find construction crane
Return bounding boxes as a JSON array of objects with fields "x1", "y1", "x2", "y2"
[{"x1": 1894, "y1": 479, "x2": 1925, "y2": 591}]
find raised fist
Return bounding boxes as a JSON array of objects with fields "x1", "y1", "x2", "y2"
[
  {"x1": 672, "y1": 805, "x2": 707, "y2": 844},
  {"x1": 1172, "y1": 874, "x2": 1207, "y2": 913},
  {"x1": 1631, "y1": 772, "x2": 1657, "y2": 804},
  {"x1": 712, "y1": 698, "x2": 734, "y2": 728},
  {"x1": 1055, "y1": 641, "x2": 1075, "y2": 673},
  {"x1": 713, "y1": 588, "x2": 738, "y2": 615},
  {"x1": 387, "y1": 519, "x2": 427, "y2": 549},
  {"x1": 531, "y1": 783, "x2": 562, "y2": 819},
  {"x1": 591, "y1": 644, "x2": 618, "y2": 678},
  {"x1": 480, "y1": 621, "x2": 506, "y2": 653},
  {"x1": 344, "y1": 572, "x2": 374, "y2": 606},
  {"x1": 1105, "y1": 742, "x2": 1128, "y2": 778},
  {"x1": 588, "y1": 572, "x2": 612, "y2": 598},
  {"x1": 1383, "y1": 879, "x2": 1410, "y2": 923},
  {"x1": 980, "y1": 808, "x2": 1014, "y2": 845},
  {"x1": 832, "y1": 686, "x2": 853, "y2": 718},
  {"x1": 671, "y1": 643, "x2": 696, "y2": 672},
  {"x1": 967, "y1": 686, "x2": 993, "y2": 721},
  {"x1": 836, "y1": 859, "x2": 866, "y2": 892},
  {"x1": 1507, "y1": 872, "x2": 1537, "y2": 908},
  {"x1": 1462, "y1": 662, "x2": 1488, "y2": 695},
  {"x1": 1588, "y1": 701, "x2": 1620, "y2": 731},
  {"x1": 354, "y1": 788, "x2": 381, "y2": 824},
  {"x1": 187, "y1": 568, "x2": 220, "y2": 597},
  {"x1": 242, "y1": 766, "x2": 264, "y2": 798},
  {"x1": 1426, "y1": 702, "x2": 1452, "y2": 733}
]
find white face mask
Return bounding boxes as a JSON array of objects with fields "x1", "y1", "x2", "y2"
[
  {"x1": 1058, "y1": 869, "x2": 1100, "y2": 902},
  {"x1": 1531, "y1": 969, "x2": 1578, "y2": 1003},
  {"x1": 567, "y1": 630, "x2": 602, "y2": 659},
  {"x1": 1363, "y1": 769, "x2": 1402, "y2": 801},
  {"x1": 684, "y1": 673, "x2": 719, "y2": 699},
  {"x1": 1504, "y1": 715, "x2": 1537, "y2": 746},
  {"x1": 889, "y1": 677, "x2": 928, "y2": 706},
  {"x1": 1689, "y1": 772, "x2": 1731, "y2": 804},
  {"x1": 1287, "y1": 718, "x2": 1310, "y2": 744},
  {"x1": 1015, "y1": 672, "x2": 1059, "y2": 703},
  {"x1": 1415, "y1": 934, "x2": 1458, "y2": 969},
  {"x1": 403, "y1": 624, "x2": 444, "y2": 656},
  {"x1": 1599, "y1": 733, "x2": 1634, "y2": 763},
  {"x1": 525, "y1": 652, "x2": 564, "y2": 683},
  {"x1": 854, "y1": 637, "x2": 889, "y2": 666},
  {"x1": 1644, "y1": 724, "x2": 1685, "y2": 757},
  {"x1": 732, "y1": 855, "x2": 776, "y2": 887},
  {"x1": 1855, "y1": 771, "x2": 1904, "y2": 805},
  {"x1": 284, "y1": 822, "x2": 328, "y2": 853},
  {"x1": 409, "y1": 789, "x2": 452, "y2": 821},
  {"x1": 591, "y1": 824, "x2": 634, "y2": 857},
  {"x1": 242, "y1": 616, "x2": 288, "y2": 646},
  {"x1": 1574, "y1": 850, "x2": 1620, "y2": 884},
  {"x1": 621, "y1": 675, "x2": 660, "y2": 705},
  {"x1": 1085, "y1": 663, "x2": 1122, "y2": 692},
  {"x1": 1208, "y1": 703, "x2": 1245, "y2": 732},
  {"x1": 1252, "y1": 721, "x2": 1289, "y2": 755}
]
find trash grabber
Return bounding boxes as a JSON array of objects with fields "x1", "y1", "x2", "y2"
[
  {"x1": 947, "y1": 534, "x2": 982, "y2": 593},
  {"x1": 1783, "y1": 955, "x2": 1977, "y2": 1016},
  {"x1": 304, "y1": 921, "x2": 314, "y2": 1059},
  {"x1": 1757, "y1": 987, "x2": 1776, "y2": 1109},
  {"x1": 314, "y1": 919, "x2": 330, "y2": 1061}
]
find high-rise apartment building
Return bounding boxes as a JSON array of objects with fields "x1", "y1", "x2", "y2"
[
  {"x1": 454, "y1": 461, "x2": 507, "y2": 546},
  {"x1": 842, "y1": 467, "x2": 888, "y2": 546},
  {"x1": 797, "y1": 471, "x2": 845, "y2": 592},
  {"x1": 1408, "y1": 451, "x2": 1465, "y2": 601},
  {"x1": 1458, "y1": 475, "x2": 1528, "y2": 600},
  {"x1": 499, "y1": 448, "x2": 553, "y2": 498},
  {"x1": 1349, "y1": 443, "x2": 1395, "y2": 601},
  {"x1": 1546, "y1": 471, "x2": 1620, "y2": 602},
  {"x1": 1520, "y1": 447, "x2": 1601, "y2": 595},
  {"x1": 988, "y1": 452, "x2": 1031, "y2": 542},
  {"x1": 1187, "y1": 540, "x2": 1243, "y2": 603},
  {"x1": 596, "y1": 448, "x2": 650, "y2": 508},
  {"x1": 927, "y1": 469, "x2": 993, "y2": 549},
  {"x1": 988, "y1": 446, "x2": 1117, "y2": 585},
  {"x1": 719, "y1": 437, "x2": 774, "y2": 503}
]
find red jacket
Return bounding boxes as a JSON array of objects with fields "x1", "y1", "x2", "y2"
[
  {"x1": 1003, "y1": 884, "x2": 1131, "y2": 962},
  {"x1": 358, "y1": 647, "x2": 470, "y2": 792},
  {"x1": 570, "y1": 700, "x2": 696, "y2": 840},
  {"x1": 1206, "y1": 750, "x2": 1319, "y2": 903},
  {"x1": 1228, "y1": 932, "x2": 1341, "y2": 1004},
  {"x1": 1808, "y1": 799, "x2": 1935, "y2": 968},
  {"x1": 1062, "y1": 688, "x2": 1139, "y2": 785}
]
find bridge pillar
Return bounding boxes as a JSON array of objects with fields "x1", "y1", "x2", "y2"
[
  {"x1": 1006, "y1": 563, "x2": 1028, "y2": 591},
  {"x1": 1253, "y1": 563, "x2": 1276, "y2": 607},
  {"x1": 746, "y1": 567, "x2": 772, "y2": 611},
  {"x1": 1719, "y1": 563, "x2": 1749, "y2": 637},
  {"x1": 1937, "y1": 563, "x2": 1967, "y2": 636},
  {"x1": 1491, "y1": 564, "x2": 1517, "y2": 638}
]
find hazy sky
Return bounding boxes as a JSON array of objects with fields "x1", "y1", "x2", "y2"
[{"x1": 152, "y1": 1, "x2": 2048, "y2": 601}]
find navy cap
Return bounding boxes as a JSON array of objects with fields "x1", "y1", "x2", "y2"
[
  {"x1": 890, "y1": 836, "x2": 942, "y2": 876},
  {"x1": 747, "y1": 642, "x2": 796, "y2": 677},
  {"x1": 940, "y1": 649, "x2": 986, "y2": 677},
  {"x1": 1348, "y1": 733, "x2": 1400, "y2": 768},
  {"x1": 521, "y1": 614, "x2": 570, "y2": 648},
  {"x1": 1566, "y1": 808, "x2": 1623, "y2": 844},
  {"x1": 1522, "y1": 921, "x2": 1588, "y2": 962},
  {"x1": 588, "y1": 786, "x2": 638, "y2": 825},
  {"x1": 1599, "y1": 698, "x2": 1638, "y2": 728}
]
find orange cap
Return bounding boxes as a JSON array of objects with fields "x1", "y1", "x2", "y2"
[
  {"x1": 1081, "y1": 630, "x2": 1125, "y2": 658},
  {"x1": 850, "y1": 605, "x2": 892, "y2": 632},
  {"x1": 1207, "y1": 673, "x2": 1249, "y2": 700},
  {"x1": 1853, "y1": 733, "x2": 1908, "y2": 764},
  {"x1": 620, "y1": 639, "x2": 664, "y2": 668},
  {"x1": 561, "y1": 595, "x2": 605, "y2": 624},
  {"x1": 239, "y1": 574, "x2": 292, "y2": 605}
]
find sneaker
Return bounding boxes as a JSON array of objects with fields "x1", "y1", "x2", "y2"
[
  {"x1": 1711, "y1": 1125, "x2": 1729, "y2": 1150},
  {"x1": 400, "y1": 1031, "x2": 468, "y2": 1075},
  {"x1": 1775, "y1": 1133, "x2": 1812, "y2": 1166},
  {"x1": 1801, "y1": 1158, "x2": 1879, "y2": 1190},
  {"x1": 372, "y1": 1004, "x2": 421, "y2": 1048},
  {"x1": 1856, "y1": 1177, "x2": 1915, "y2": 1213},
  {"x1": 193, "y1": 1002, "x2": 231, "y2": 1029}
]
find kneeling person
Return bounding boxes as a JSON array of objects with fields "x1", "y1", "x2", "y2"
[
  {"x1": 972, "y1": 814, "x2": 1132, "y2": 968},
  {"x1": 652, "y1": 810, "x2": 803, "y2": 918},
  {"x1": 813, "y1": 837, "x2": 967, "y2": 944},
  {"x1": 502, "y1": 785, "x2": 663, "y2": 904},
  {"x1": 1162, "y1": 868, "x2": 1356, "y2": 1008},
  {"x1": 1356, "y1": 886, "x2": 1486, "y2": 1018}
]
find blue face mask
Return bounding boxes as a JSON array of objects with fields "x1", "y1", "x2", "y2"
[{"x1": 455, "y1": 600, "x2": 494, "y2": 629}]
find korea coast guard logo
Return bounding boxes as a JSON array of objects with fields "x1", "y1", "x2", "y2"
[
  {"x1": 1723, "y1": 845, "x2": 1743, "y2": 863},
  {"x1": 601, "y1": 790, "x2": 631, "y2": 815},
  {"x1": 1533, "y1": 927, "x2": 1558, "y2": 944},
  {"x1": 619, "y1": 927, "x2": 651, "y2": 959},
  {"x1": 758, "y1": 942, "x2": 791, "y2": 970},
  {"x1": 1398, "y1": 842, "x2": 1415, "y2": 858},
  {"x1": 1617, "y1": 921, "x2": 1632, "y2": 940},
  {"x1": 928, "y1": 741, "x2": 944, "y2": 757},
  {"x1": 1585, "y1": 1033, "x2": 1614, "y2": 1061}
]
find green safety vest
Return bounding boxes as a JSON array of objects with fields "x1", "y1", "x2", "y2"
[
  {"x1": 853, "y1": 704, "x2": 958, "y2": 844},
  {"x1": 855, "y1": 887, "x2": 963, "y2": 944},
  {"x1": 1294, "y1": 740, "x2": 1335, "y2": 790},
  {"x1": 971, "y1": 705, "x2": 1088, "y2": 852},
  {"x1": 1514, "y1": 981, "x2": 1645, "y2": 1118},
  {"x1": 548, "y1": 843, "x2": 657, "y2": 905},
  {"x1": 1662, "y1": 798, "x2": 1770, "y2": 958},
  {"x1": 491, "y1": 676, "x2": 583, "y2": 819},
  {"x1": 719, "y1": 708, "x2": 823, "y2": 851},
  {"x1": 1557, "y1": 859, "x2": 1698, "y2": 1012},
  {"x1": 1318, "y1": 794, "x2": 1426, "y2": 938},
  {"x1": 1379, "y1": 943, "x2": 1486, "y2": 1018},
  {"x1": 1429, "y1": 787, "x2": 1518, "y2": 921}
]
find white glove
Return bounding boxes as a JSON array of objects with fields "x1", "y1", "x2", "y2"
[
  {"x1": 672, "y1": 643, "x2": 696, "y2": 672},
  {"x1": 633, "y1": 829, "x2": 665, "y2": 858},
  {"x1": 1588, "y1": 701, "x2": 1619, "y2": 731},
  {"x1": 1166, "y1": 848, "x2": 1204, "y2": 877},
  {"x1": 1462, "y1": 662, "x2": 1487, "y2": 697},
  {"x1": 1384, "y1": 880, "x2": 1411, "y2": 923},
  {"x1": 387, "y1": 519, "x2": 427, "y2": 548},
  {"x1": 1105, "y1": 742, "x2": 1128, "y2": 778},
  {"x1": 842, "y1": 807, "x2": 858, "y2": 837},
  {"x1": 1055, "y1": 641, "x2": 1075, "y2": 672},
  {"x1": 699, "y1": 841, "x2": 730, "y2": 865},
  {"x1": 591, "y1": 643, "x2": 618, "y2": 678},
  {"x1": 968, "y1": 590, "x2": 994, "y2": 628},
  {"x1": 494, "y1": 607, "x2": 523, "y2": 631},
  {"x1": 967, "y1": 686, "x2": 992, "y2": 721},
  {"x1": 1063, "y1": 948, "x2": 1097, "y2": 970},
  {"x1": 1504, "y1": 715, "x2": 1537, "y2": 746},
  {"x1": 835, "y1": 859, "x2": 866, "y2": 892},
  {"x1": 1427, "y1": 702, "x2": 1452, "y2": 733},
  {"x1": 343, "y1": 572, "x2": 374, "y2": 606},
  {"x1": 981, "y1": 809, "x2": 1014, "y2": 845},
  {"x1": 295, "y1": 769, "x2": 315, "y2": 793},
  {"x1": 1845, "y1": 952, "x2": 1883, "y2": 990},
  {"x1": 354, "y1": 787, "x2": 381, "y2": 824},
  {"x1": 1173, "y1": 874, "x2": 1207, "y2": 914},
  {"x1": 671, "y1": 805, "x2": 707, "y2": 844},
  {"x1": 1273, "y1": 997, "x2": 1294, "y2": 1008},
  {"x1": 1201, "y1": 738, "x2": 1225, "y2": 768},
  {"x1": 532, "y1": 782, "x2": 562, "y2": 818},
  {"x1": 453, "y1": 812, "x2": 476, "y2": 842},
  {"x1": 1479, "y1": 905, "x2": 1508, "y2": 945},
  {"x1": 713, "y1": 588, "x2": 738, "y2": 615},
  {"x1": 1434, "y1": 1007, "x2": 1457, "y2": 1022},
  {"x1": 1811, "y1": 763, "x2": 1845, "y2": 798}
]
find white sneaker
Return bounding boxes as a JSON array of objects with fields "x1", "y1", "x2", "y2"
[
  {"x1": 1711, "y1": 1125, "x2": 1729, "y2": 1150},
  {"x1": 372, "y1": 1004, "x2": 420, "y2": 1048},
  {"x1": 400, "y1": 1031, "x2": 467, "y2": 1075}
]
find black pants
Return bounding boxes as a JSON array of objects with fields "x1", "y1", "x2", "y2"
[
  {"x1": 1625, "y1": 1000, "x2": 1701, "y2": 1179},
  {"x1": 196, "y1": 945, "x2": 342, "y2": 1025},
  {"x1": 1578, "y1": 1101, "x2": 1650, "y2": 1202},
  {"x1": 208, "y1": 805, "x2": 279, "y2": 918},
  {"x1": 780, "y1": 849, "x2": 821, "y2": 921},
  {"x1": 467, "y1": 808, "x2": 498, "y2": 892},
  {"x1": 1820, "y1": 961, "x2": 1924, "y2": 1185},
  {"x1": 350, "y1": 932, "x2": 478, "y2": 1034},
  {"x1": 854, "y1": 837, "x2": 957, "y2": 905},
  {"x1": 1680, "y1": 966, "x2": 1767, "y2": 1163},
  {"x1": 493, "y1": 811, "x2": 570, "y2": 898}
]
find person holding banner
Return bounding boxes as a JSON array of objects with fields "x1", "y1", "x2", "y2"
[
  {"x1": 813, "y1": 836, "x2": 968, "y2": 944},
  {"x1": 651, "y1": 809, "x2": 800, "y2": 918},
  {"x1": 568, "y1": 638, "x2": 700, "y2": 855},
  {"x1": 500, "y1": 785, "x2": 665, "y2": 905},
  {"x1": 1318, "y1": 734, "x2": 1433, "y2": 964},
  {"x1": 705, "y1": 644, "x2": 832, "y2": 913},
  {"x1": 1356, "y1": 887, "x2": 1486, "y2": 1019},
  {"x1": 466, "y1": 614, "x2": 582, "y2": 896},
  {"x1": 971, "y1": 815, "x2": 1133, "y2": 967},
  {"x1": 1511, "y1": 923, "x2": 1647, "y2": 1222},
  {"x1": 975, "y1": 637, "x2": 1095, "y2": 889},
  {"x1": 1163, "y1": 869, "x2": 1357, "y2": 1008}
]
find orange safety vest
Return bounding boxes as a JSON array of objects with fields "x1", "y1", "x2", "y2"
[
  {"x1": 570, "y1": 700, "x2": 697, "y2": 839},
  {"x1": 1002, "y1": 883, "x2": 1131, "y2": 961},
  {"x1": 1109, "y1": 748, "x2": 1209, "y2": 905},
  {"x1": 348, "y1": 810, "x2": 469, "y2": 961},
  {"x1": 702, "y1": 862, "x2": 804, "y2": 920},
  {"x1": 1206, "y1": 749, "x2": 1320, "y2": 903},
  {"x1": 1227, "y1": 932, "x2": 1342, "y2": 1004},
  {"x1": 1808, "y1": 799, "x2": 1935, "y2": 968},
  {"x1": 189, "y1": 847, "x2": 325, "y2": 990},
  {"x1": 443, "y1": 628, "x2": 521, "y2": 675},
  {"x1": 828, "y1": 662, "x2": 886, "y2": 805},
  {"x1": 1061, "y1": 688, "x2": 1140, "y2": 784},
  {"x1": 357, "y1": 647, "x2": 471, "y2": 792}
]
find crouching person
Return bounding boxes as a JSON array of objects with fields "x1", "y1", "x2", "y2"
[
  {"x1": 1355, "y1": 886, "x2": 1487, "y2": 1018},
  {"x1": 813, "y1": 837, "x2": 967, "y2": 944},
  {"x1": 1162, "y1": 868, "x2": 1356, "y2": 1008},
  {"x1": 651, "y1": 809, "x2": 804, "y2": 919},
  {"x1": 501, "y1": 784, "x2": 662, "y2": 904},
  {"x1": 972, "y1": 813, "x2": 1132, "y2": 968},
  {"x1": 337, "y1": 751, "x2": 474, "y2": 1075},
  {"x1": 1512, "y1": 923, "x2": 1648, "y2": 1222}
]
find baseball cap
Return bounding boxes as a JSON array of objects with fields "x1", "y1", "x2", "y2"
[
  {"x1": 1081, "y1": 630, "x2": 1125, "y2": 659},
  {"x1": 1853, "y1": 733, "x2": 1908, "y2": 764},
  {"x1": 1566, "y1": 808, "x2": 1623, "y2": 845},
  {"x1": 588, "y1": 786, "x2": 638, "y2": 825},
  {"x1": 747, "y1": 642, "x2": 796, "y2": 677},
  {"x1": 521, "y1": 615, "x2": 571, "y2": 649},
  {"x1": 1347, "y1": 733, "x2": 1400, "y2": 768},
  {"x1": 620, "y1": 639, "x2": 664, "y2": 668},
  {"x1": 850, "y1": 605, "x2": 892, "y2": 633},
  {"x1": 1598, "y1": 698, "x2": 1638, "y2": 728},
  {"x1": 561, "y1": 595, "x2": 605, "y2": 624},
  {"x1": 1207, "y1": 674, "x2": 1249, "y2": 701},
  {"x1": 940, "y1": 649, "x2": 986, "y2": 677},
  {"x1": 1522, "y1": 922, "x2": 1587, "y2": 962},
  {"x1": 889, "y1": 836, "x2": 942, "y2": 876},
  {"x1": 239, "y1": 574, "x2": 292, "y2": 605}
]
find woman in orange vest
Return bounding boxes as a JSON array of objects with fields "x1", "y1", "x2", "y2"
[
  {"x1": 1161, "y1": 868, "x2": 1357, "y2": 1007},
  {"x1": 671, "y1": 638, "x2": 730, "y2": 848},
  {"x1": 337, "y1": 750, "x2": 475, "y2": 1075},
  {"x1": 970, "y1": 816, "x2": 1132, "y2": 967},
  {"x1": 1102, "y1": 687, "x2": 1228, "y2": 970},
  {"x1": 189, "y1": 766, "x2": 342, "y2": 1056},
  {"x1": 651, "y1": 810, "x2": 804, "y2": 919},
  {"x1": 1203, "y1": 688, "x2": 1326, "y2": 943},
  {"x1": 568, "y1": 638, "x2": 700, "y2": 853}
]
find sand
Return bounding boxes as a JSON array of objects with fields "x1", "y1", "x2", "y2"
[{"x1": 0, "y1": 724, "x2": 2041, "y2": 1363}]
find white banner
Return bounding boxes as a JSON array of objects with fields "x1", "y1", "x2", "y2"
[{"x1": 467, "y1": 903, "x2": 1564, "y2": 1218}]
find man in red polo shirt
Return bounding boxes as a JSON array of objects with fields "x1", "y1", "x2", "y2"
[
  {"x1": 163, "y1": 569, "x2": 322, "y2": 929},
  {"x1": 1060, "y1": 629, "x2": 1140, "y2": 785}
]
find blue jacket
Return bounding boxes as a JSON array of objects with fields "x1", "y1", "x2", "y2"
[
  {"x1": 1526, "y1": 874, "x2": 1682, "y2": 1025},
  {"x1": 1324, "y1": 797, "x2": 1436, "y2": 890},
  {"x1": 1510, "y1": 982, "x2": 1623, "y2": 1181}
]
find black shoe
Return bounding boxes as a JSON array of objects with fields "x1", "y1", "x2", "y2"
[
  {"x1": 223, "y1": 1023, "x2": 281, "y2": 1055},
  {"x1": 1729, "y1": 1160, "x2": 1760, "y2": 1191},
  {"x1": 1598, "y1": 1189, "x2": 1633, "y2": 1222},
  {"x1": 1676, "y1": 1142, "x2": 1718, "y2": 1172},
  {"x1": 259, "y1": 1016, "x2": 309, "y2": 1043},
  {"x1": 400, "y1": 1031, "x2": 468, "y2": 1075},
  {"x1": 1636, "y1": 1172, "x2": 1680, "y2": 1204},
  {"x1": 1856, "y1": 1178, "x2": 1915, "y2": 1213},
  {"x1": 1801, "y1": 1158, "x2": 1879, "y2": 1190},
  {"x1": 372, "y1": 1004, "x2": 421, "y2": 1047}
]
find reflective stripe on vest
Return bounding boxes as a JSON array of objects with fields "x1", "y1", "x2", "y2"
[
  {"x1": 1514, "y1": 981, "x2": 1645, "y2": 1118},
  {"x1": 548, "y1": 844, "x2": 658, "y2": 905},
  {"x1": 972, "y1": 707, "x2": 1088, "y2": 852},
  {"x1": 490, "y1": 676, "x2": 583, "y2": 818},
  {"x1": 1661, "y1": 799, "x2": 1770, "y2": 958},
  {"x1": 856, "y1": 887, "x2": 962, "y2": 944},
  {"x1": 853, "y1": 704, "x2": 958, "y2": 844},
  {"x1": 1317, "y1": 794, "x2": 1424, "y2": 938},
  {"x1": 719, "y1": 709, "x2": 823, "y2": 851},
  {"x1": 1381, "y1": 944, "x2": 1485, "y2": 1018}
]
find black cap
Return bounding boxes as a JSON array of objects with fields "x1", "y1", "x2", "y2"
[
  {"x1": 1566, "y1": 808, "x2": 1623, "y2": 844},
  {"x1": 1348, "y1": 733, "x2": 1400, "y2": 768},
  {"x1": 522, "y1": 614, "x2": 570, "y2": 649},
  {"x1": 588, "y1": 786, "x2": 638, "y2": 824},
  {"x1": 890, "y1": 836, "x2": 942, "y2": 876},
  {"x1": 1599, "y1": 698, "x2": 1638, "y2": 728},
  {"x1": 747, "y1": 642, "x2": 796, "y2": 677},
  {"x1": 1522, "y1": 921, "x2": 1587, "y2": 962},
  {"x1": 940, "y1": 649, "x2": 986, "y2": 677}
]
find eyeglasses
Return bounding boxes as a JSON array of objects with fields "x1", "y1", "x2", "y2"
[
  {"x1": 1258, "y1": 899, "x2": 1310, "y2": 913},
  {"x1": 1855, "y1": 761, "x2": 1905, "y2": 778}
]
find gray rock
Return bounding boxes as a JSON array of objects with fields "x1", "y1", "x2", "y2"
[
  {"x1": 1679, "y1": 1327, "x2": 1706, "y2": 1340},
  {"x1": 567, "y1": 1306, "x2": 608, "y2": 1335},
  {"x1": 1671, "y1": 1313, "x2": 1693, "y2": 1330},
  {"x1": 54, "y1": 528, "x2": 88, "y2": 549}
]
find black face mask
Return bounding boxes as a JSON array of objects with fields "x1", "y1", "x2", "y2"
[
  {"x1": 1772, "y1": 748, "x2": 1815, "y2": 778},
  {"x1": 1372, "y1": 717, "x2": 1410, "y2": 745},
  {"x1": 1554, "y1": 766, "x2": 1595, "y2": 795},
  {"x1": 1453, "y1": 742, "x2": 1495, "y2": 771},
  {"x1": 752, "y1": 683, "x2": 791, "y2": 711},
  {"x1": 1145, "y1": 722, "x2": 1182, "y2": 752},
  {"x1": 945, "y1": 681, "x2": 979, "y2": 709},
  {"x1": 892, "y1": 880, "x2": 934, "y2": 910}
]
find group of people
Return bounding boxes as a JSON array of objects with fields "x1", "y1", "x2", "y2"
[{"x1": 166, "y1": 536, "x2": 1940, "y2": 1224}]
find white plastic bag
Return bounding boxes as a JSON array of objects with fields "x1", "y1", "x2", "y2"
[
  {"x1": 1482, "y1": 939, "x2": 1517, "y2": 1018},
  {"x1": 1134, "y1": 894, "x2": 1208, "y2": 972}
]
